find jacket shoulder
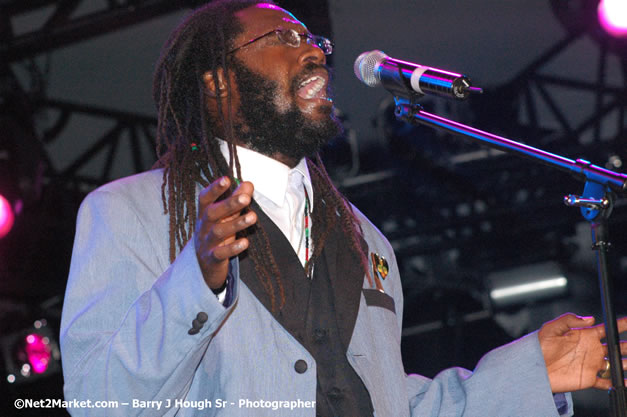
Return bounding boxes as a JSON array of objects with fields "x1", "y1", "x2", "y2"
[
  {"x1": 350, "y1": 203, "x2": 392, "y2": 250},
  {"x1": 76, "y1": 169, "x2": 169, "y2": 234},
  {"x1": 93, "y1": 169, "x2": 165, "y2": 198}
]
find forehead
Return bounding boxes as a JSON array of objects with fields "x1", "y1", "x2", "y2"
[{"x1": 234, "y1": 3, "x2": 307, "y2": 37}]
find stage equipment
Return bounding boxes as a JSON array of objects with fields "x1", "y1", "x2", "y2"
[
  {"x1": 487, "y1": 261, "x2": 568, "y2": 308},
  {"x1": 1, "y1": 319, "x2": 61, "y2": 385},
  {"x1": 0, "y1": 194, "x2": 15, "y2": 239},
  {"x1": 358, "y1": 56, "x2": 626, "y2": 415},
  {"x1": 551, "y1": 0, "x2": 627, "y2": 56},
  {"x1": 597, "y1": 0, "x2": 627, "y2": 38},
  {"x1": 1, "y1": 0, "x2": 184, "y2": 63},
  {"x1": 354, "y1": 50, "x2": 482, "y2": 101}
]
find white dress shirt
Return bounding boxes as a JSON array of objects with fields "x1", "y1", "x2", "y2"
[{"x1": 218, "y1": 139, "x2": 314, "y2": 267}]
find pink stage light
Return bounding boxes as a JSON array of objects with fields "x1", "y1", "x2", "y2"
[
  {"x1": 24, "y1": 334, "x2": 52, "y2": 374},
  {"x1": 598, "y1": 0, "x2": 627, "y2": 38},
  {"x1": 0, "y1": 194, "x2": 15, "y2": 238}
]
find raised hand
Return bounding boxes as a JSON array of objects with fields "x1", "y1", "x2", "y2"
[
  {"x1": 538, "y1": 313, "x2": 627, "y2": 393},
  {"x1": 194, "y1": 177, "x2": 257, "y2": 290}
]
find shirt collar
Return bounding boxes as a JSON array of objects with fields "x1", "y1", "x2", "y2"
[{"x1": 217, "y1": 139, "x2": 313, "y2": 208}]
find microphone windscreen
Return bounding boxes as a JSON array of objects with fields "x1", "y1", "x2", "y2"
[{"x1": 354, "y1": 50, "x2": 387, "y2": 87}]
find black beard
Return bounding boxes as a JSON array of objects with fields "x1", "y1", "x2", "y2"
[{"x1": 230, "y1": 58, "x2": 342, "y2": 165}]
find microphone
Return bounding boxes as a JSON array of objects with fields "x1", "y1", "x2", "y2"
[{"x1": 354, "y1": 50, "x2": 482, "y2": 100}]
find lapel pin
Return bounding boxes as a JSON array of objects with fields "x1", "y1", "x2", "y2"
[
  {"x1": 370, "y1": 252, "x2": 389, "y2": 293},
  {"x1": 371, "y1": 253, "x2": 389, "y2": 279}
]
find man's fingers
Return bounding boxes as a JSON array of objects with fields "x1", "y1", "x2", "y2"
[
  {"x1": 198, "y1": 176, "x2": 231, "y2": 207},
  {"x1": 199, "y1": 180, "x2": 254, "y2": 224},
  {"x1": 207, "y1": 237, "x2": 250, "y2": 263},
  {"x1": 593, "y1": 358, "x2": 627, "y2": 390},
  {"x1": 230, "y1": 180, "x2": 254, "y2": 198},
  {"x1": 601, "y1": 341, "x2": 627, "y2": 356},
  {"x1": 197, "y1": 236, "x2": 249, "y2": 289},
  {"x1": 206, "y1": 211, "x2": 257, "y2": 244},
  {"x1": 198, "y1": 177, "x2": 254, "y2": 206},
  {"x1": 195, "y1": 179, "x2": 255, "y2": 289},
  {"x1": 594, "y1": 378, "x2": 617, "y2": 391},
  {"x1": 548, "y1": 313, "x2": 595, "y2": 335},
  {"x1": 204, "y1": 192, "x2": 251, "y2": 224},
  {"x1": 600, "y1": 346, "x2": 627, "y2": 363},
  {"x1": 595, "y1": 317, "x2": 627, "y2": 340},
  {"x1": 608, "y1": 341, "x2": 627, "y2": 356}
]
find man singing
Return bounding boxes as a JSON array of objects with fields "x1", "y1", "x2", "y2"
[{"x1": 60, "y1": 1, "x2": 627, "y2": 415}]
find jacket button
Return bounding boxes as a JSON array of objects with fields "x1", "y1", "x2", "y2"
[
  {"x1": 196, "y1": 312, "x2": 208, "y2": 323},
  {"x1": 192, "y1": 319, "x2": 203, "y2": 329},
  {"x1": 313, "y1": 328, "x2": 328, "y2": 342},
  {"x1": 328, "y1": 387, "x2": 343, "y2": 399},
  {"x1": 294, "y1": 359, "x2": 308, "y2": 374},
  {"x1": 188, "y1": 328, "x2": 200, "y2": 335}
]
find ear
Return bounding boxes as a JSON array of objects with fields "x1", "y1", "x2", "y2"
[{"x1": 203, "y1": 68, "x2": 228, "y2": 98}]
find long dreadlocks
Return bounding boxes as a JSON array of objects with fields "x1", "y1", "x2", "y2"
[{"x1": 152, "y1": 0, "x2": 371, "y2": 311}]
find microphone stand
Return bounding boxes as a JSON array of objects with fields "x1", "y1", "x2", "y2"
[{"x1": 393, "y1": 96, "x2": 626, "y2": 417}]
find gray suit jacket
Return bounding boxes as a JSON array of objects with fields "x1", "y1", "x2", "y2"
[{"x1": 60, "y1": 169, "x2": 572, "y2": 416}]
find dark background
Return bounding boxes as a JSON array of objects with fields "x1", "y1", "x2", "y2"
[{"x1": 1, "y1": 0, "x2": 626, "y2": 415}]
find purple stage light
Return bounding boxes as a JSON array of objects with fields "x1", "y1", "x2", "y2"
[
  {"x1": 24, "y1": 333, "x2": 52, "y2": 374},
  {"x1": 598, "y1": 0, "x2": 627, "y2": 38},
  {"x1": 2, "y1": 319, "x2": 61, "y2": 384},
  {"x1": 0, "y1": 194, "x2": 15, "y2": 238}
]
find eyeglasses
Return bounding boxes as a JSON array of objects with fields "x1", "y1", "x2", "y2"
[{"x1": 227, "y1": 27, "x2": 333, "y2": 56}]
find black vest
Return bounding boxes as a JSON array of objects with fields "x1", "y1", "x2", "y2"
[{"x1": 238, "y1": 203, "x2": 374, "y2": 417}]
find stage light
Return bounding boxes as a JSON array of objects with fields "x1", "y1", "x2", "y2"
[
  {"x1": 1, "y1": 319, "x2": 61, "y2": 385},
  {"x1": 598, "y1": 0, "x2": 627, "y2": 38},
  {"x1": 0, "y1": 194, "x2": 15, "y2": 238},
  {"x1": 24, "y1": 333, "x2": 52, "y2": 374},
  {"x1": 487, "y1": 261, "x2": 569, "y2": 308}
]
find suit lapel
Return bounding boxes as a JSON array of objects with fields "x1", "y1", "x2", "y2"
[
  {"x1": 238, "y1": 202, "x2": 311, "y2": 341},
  {"x1": 323, "y1": 212, "x2": 369, "y2": 350},
  {"x1": 239, "y1": 200, "x2": 368, "y2": 351}
]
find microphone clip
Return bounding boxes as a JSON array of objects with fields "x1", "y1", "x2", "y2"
[{"x1": 393, "y1": 96, "x2": 425, "y2": 129}]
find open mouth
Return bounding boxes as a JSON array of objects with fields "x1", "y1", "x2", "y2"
[{"x1": 296, "y1": 75, "x2": 329, "y2": 101}]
